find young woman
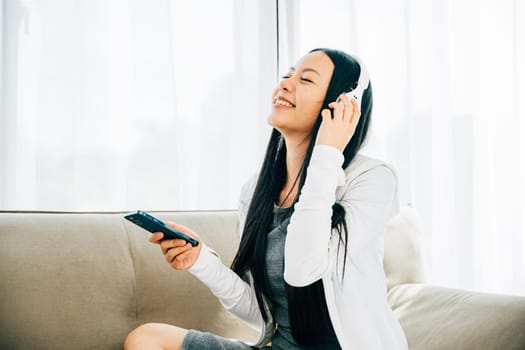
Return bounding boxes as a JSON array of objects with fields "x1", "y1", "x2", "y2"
[{"x1": 124, "y1": 48, "x2": 409, "y2": 350}]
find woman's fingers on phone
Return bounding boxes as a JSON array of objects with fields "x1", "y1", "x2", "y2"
[
  {"x1": 170, "y1": 247, "x2": 196, "y2": 270},
  {"x1": 148, "y1": 232, "x2": 164, "y2": 244},
  {"x1": 164, "y1": 242, "x2": 192, "y2": 264},
  {"x1": 152, "y1": 221, "x2": 202, "y2": 270},
  {"x1": 160, "y1": 238, "x2": 188, "y2": 255},
  {"x1": 165, "y1": 221, "x2": 202, "y2": 246},
  {"x1": 174, "y1": 245, "x2": 193, "y2": 262}
]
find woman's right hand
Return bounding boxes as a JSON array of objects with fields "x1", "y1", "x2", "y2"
[
  {"x1": 149, "y1": 221, "x2": 202, "y2": 270},
  {"x1": 317, "y1": 94, "x2": 360, "y2": 152}
]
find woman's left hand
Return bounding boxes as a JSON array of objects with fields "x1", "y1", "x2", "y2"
[
  {"x1": 316, "y1": 94, "x2": 361, "y2": 152},
  {"x1": 149, "y1": 221, "x2": 202, "y2": 270}
]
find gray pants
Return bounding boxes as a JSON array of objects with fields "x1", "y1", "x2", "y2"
[{"x1": 182, "y1": 329, "x2": 271, "y2": 350}]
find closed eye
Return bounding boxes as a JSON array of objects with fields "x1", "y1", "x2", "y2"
[{"x1": 280, "y1": 75, "x2": 314, "y2": 84}]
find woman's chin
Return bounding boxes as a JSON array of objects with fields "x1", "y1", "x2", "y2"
[
  {"x1": 267, "y1": 111, "x2": 289, "y2": 126},
  {"x1": 267, "y1": 114, "x2": 279, "y2": 127}
]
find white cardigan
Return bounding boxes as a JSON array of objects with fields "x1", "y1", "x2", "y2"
[{"x1": 188, "y1": 145, "x2": 409, "y2": 349}]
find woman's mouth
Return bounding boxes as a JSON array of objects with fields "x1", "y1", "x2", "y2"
[{"x1": 273, "y1": 96, "x2": 296, "y2": 108}]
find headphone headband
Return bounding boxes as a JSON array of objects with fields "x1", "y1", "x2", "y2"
[{"x1": 346, "y1": 55, "x2": 370, "y2": 109}]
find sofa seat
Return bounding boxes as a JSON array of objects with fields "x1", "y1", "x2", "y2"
[{"x1": 1, "y1": 207, "x2": 524, "y2": 349}]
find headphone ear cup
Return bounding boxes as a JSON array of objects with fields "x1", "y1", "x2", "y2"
[{"x1": 350, "y1": 54, "x2": 370, "y2": 110}]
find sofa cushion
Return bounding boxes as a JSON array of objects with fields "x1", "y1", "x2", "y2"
[
  {"x1": 0, "y1": 212, "x2": 136, "y2": 349},
  {"x1": 384, "y1": 205, "x2": 427, "y2": 290},
  {"x1": 0, "y1": 210, "x2": 259, "y2": 350},
  {"x1": 388, "y1": 283, "x2": 525, "y2": 350}
]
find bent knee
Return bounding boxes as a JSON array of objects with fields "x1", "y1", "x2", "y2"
[
  {"x1": 124, "y1": 323, "x2": 187, "y2": 350},
  {"x1": 124, "y1": 323, "x2": 161, "y2": 349}
]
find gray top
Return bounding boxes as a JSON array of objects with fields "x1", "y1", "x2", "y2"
[{"x1": 266, "y1": 205, "x2": 341, "y2": 349}]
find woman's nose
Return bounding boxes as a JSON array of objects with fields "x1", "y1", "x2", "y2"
[{"x1": 279, "y1": 76, "x2": 294, "y2": 92}]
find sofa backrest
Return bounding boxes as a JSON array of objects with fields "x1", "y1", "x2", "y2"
[
  {"x1": 384, "y1": 205, "x2": 427, "y2": 289},
  {"x1": 0, "y1": 206, "x2": 424, "y2": 349}
]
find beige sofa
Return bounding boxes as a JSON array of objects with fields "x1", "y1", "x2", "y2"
[{"x1": 0, "y1": 206, "x2": 524, "y2": 349}]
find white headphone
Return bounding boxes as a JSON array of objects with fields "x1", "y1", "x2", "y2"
[{"x1": 343, "y1": 55, "x2": 370, "y2": 109}]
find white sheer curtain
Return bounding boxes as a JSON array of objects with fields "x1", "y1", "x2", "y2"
[
  {"x1": 280, "y1": 0, "x2": 525, "y2": 296},
  {"x1": 2, "y1": 0, "x2": 524, "y2": 296},
  {"x1": 0, "y1": 0, "x2": 276, "y2": 211}
]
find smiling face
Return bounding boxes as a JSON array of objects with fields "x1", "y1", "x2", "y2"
[{"x1": 268, "y1": 51, "x2": 334, "y2": 139}]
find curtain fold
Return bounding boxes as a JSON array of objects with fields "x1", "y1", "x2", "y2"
[
  {"x1": 1, "y1": 0, "x2": 523, "y2": 295},
  {"x1": 0, "y1": 0, "x2": 276, "y2": 210},
  {"x1": 280, "y1": 0, "x2": 524, "y2": 295}
]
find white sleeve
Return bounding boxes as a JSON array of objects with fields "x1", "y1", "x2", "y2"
[
  {"x1": 339, "y1": 162, "x2": 399, "y2": 259},
  {"x1": 284, "y1": 145, "x2": 398, "y2": 287},
  {"x1": 187, "y1": 244, "x2": 264, "y2": 331},
  {"x1": 187, "y1": 175, "x2": 263, "y2": 331}
]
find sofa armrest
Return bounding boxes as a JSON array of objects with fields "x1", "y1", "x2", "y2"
[{"x1": 387, "y1": 283, "x2": 525, "y2": 350}]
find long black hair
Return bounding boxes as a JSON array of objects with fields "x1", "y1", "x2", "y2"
[{"x1": 231, "y1": 48, "x2": 373, "y2": 346}]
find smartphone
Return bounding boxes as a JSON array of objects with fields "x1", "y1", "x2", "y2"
[{"x1": 124, "y1": 210, "x2": 199, "y2": 247}]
